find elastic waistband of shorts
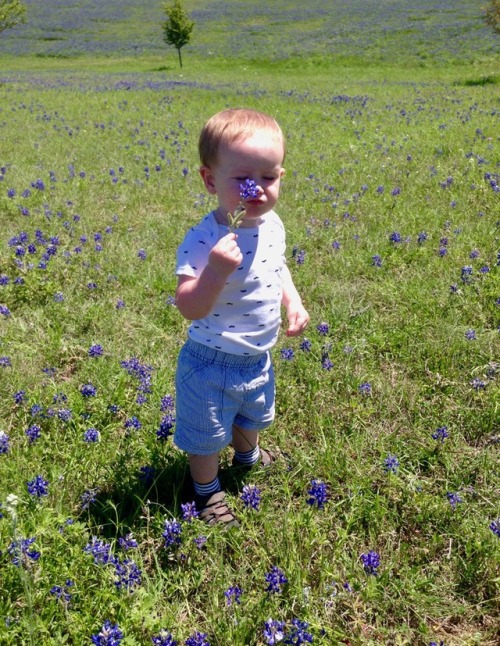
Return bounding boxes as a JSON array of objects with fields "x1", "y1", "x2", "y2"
[{"x1": 184, "y1": 338, "x2": 267, "y2": 367}]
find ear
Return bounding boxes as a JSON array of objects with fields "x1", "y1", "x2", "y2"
[
  {"x1": 280, "y1": 167, "x2": 286, "y2": 178},
  {"x1": 199, "y1": 166, "x2": 217, "y2": 195}
]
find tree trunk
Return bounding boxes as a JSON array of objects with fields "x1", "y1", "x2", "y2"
[{"x1": 177, "y1": 47, "x2": 183, "y2": 68}]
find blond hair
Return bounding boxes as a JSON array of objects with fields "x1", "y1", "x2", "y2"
[{"x1": 199, "y1": 108, "x2": 285, "y2": 168}]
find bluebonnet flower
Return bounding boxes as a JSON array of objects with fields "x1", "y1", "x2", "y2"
[
  {"x1": 87, "y1": 282, "x2": 98, "y2": 290},
  {"x1": 125, "y1": 416, "x2": 142, "y2": 431},
  {"x1": 316, "y1": 322, "x2": 329, "y2": 336},
  {"x1": 84, "y1": 428, "x2": 100, "y2": 443},
  {"x1": 27, "y1": 475, "x2": 49, "y2": 498},
  {"x1": 358, "y1": 382, "x2": 371, "y2": 395},
  {"x1": 0, "y1": 304, "x2": 11, "y2": 317},
  {"x1": 389, "y1": 231, "x2": 402, "y2": 243},
  {"x1": 391, "y1": 187, "x2": 401, "y2": 197},
  {"x1": 461, "y1": 266, "x2": 473, "y2": 284},
  {"x1": 322, "y1": 357, "x2": 333, "y2": 371},
  {"x1": 332, "y1": 240, "x2": 340, "y2": 250},
  {"x1": 432, "y1": 426, "x2": 449, "y2": 442},
  {"x1": 185, "y1": 632, "x2": 210, "y2": 646},
  {"x1": 0, "y1": 430, "x2": 9, "y2": 454},
  {"x1": 470, "y1": 377, "x2": 486, "y2": 391},
  {"x1": 91, "y1": 620, "x2": 124, "y2": 646},
  {"x1": 80, "y1": 383, "x2": 97, "y2": 397},
  {"x1": 8, "y1": 537, "x2": 40, "y2": 566},
  {"x1": 50, "y1": 580, "x2": 74, "y2": 605},
  {"x1": 429, "y1": 641, "x2": 445, "y2": 646},
  {"x1": 417, "y1": 231, "x2": 428, "y2": 244},
  {"x1": 263, "y1": 619, "x2": 285, "y2": 645},
  {"x1": 193, "y1": 535, "x2": 207, "y2": 550},
  {"x1": 113, "y1": 557, "x2": 142, "y2": 591},
  {"x1": 224, "y1": 585, "x2": 242, "y2": 606},
  {"x1": 151, "y1": 630, "x2": 178, "y2": 646},
  {"x1": 80, "y1": 488, "x2": 99, "y2": 510},
  {"x1": 57, "y1": 408, "x2": 72, "y2": 422},
  {"x1": 88, "y1": 344, "x2": 104, "y2": 357},
  {"x1": 376, "y1": 185, "x2": 384, "y2": 194},
  {"x1": 138, "y1": 249, "x2": 147, "y2": 260},
  {"x1": 53, "y1": 292, "x2": 64, "y2": 302},
  {"x1": 307, "y1": 480, "x2": 330, "y2": 509},
  {"x1": 265, "y1": 566, "x2": 288, "y2": 593},
  {"x1": 281, "y1": 348, "x2": 294, "y2": 360},
  {"x1": 284, "y1": 619, "x2": 313, "y2": 644},
  {"x1": 163, "y1": 519, "x2": 182, "y2": 549},
  {"x1": 32, "y1": 178, "x2": 45, "y2": 190},
  {"x1": 181, "y1": 501, "x2": 199, "y2": 522},
  {"x1": 24, "y1": 425, "x2": 41, "y2": 447},
  {"x1": 489, "y1": 519, "x2": 500, "y2": 538},
  {"x1": 361, "y1": 550, "x2": 380, "y2": 575},
  {"x1": 447, "y1": 492, "x2": 462, "y2": 509},
  {"x1": 239, "y1": 178, "x2": 259, "y2": 200},
  {"x1": 157, "y1": 413, "x2": 175, "y2": 440},
  {"x1": 161, "y1": 394, "x2": 175, "y2": 411},
  {"x1": 371, "y1": 255, "x2": 382, "y2": 267},
  {"x1": 469, "y1": 249, "x2": 480, "y2": 259},
  {"x1": 300, "y1": 338, "x2": 312, "y2": 352},
  {"x1": 295, "y1": 249, "x2": 306, "y2": 265},
  {"x1": 465, "y1": 329, "x2": 476, "y2": 340},
  {"x1": 384, "y1": 454, "x2": 399, "y2": 473},
  {"x1": 84, "y1": 537, "x2": 115, "y2": 565},
  {"x1": 119, "y1": 533, "x2": 138, "y2": 550},
  {"x1": 241, "y1": 484, "x2": 261, "y2": 510},
  {"x1": 0, "y1": 356, "x2": 12, "y2": 367}
]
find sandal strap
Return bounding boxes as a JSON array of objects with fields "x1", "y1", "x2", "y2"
[{"x1": 198, "y1": 491, "x2": 238, "y2": 526}]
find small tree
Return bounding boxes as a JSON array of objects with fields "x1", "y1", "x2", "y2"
[
  {"x1": 484, "y1": 0, "x2": 500, "y2": 33},
  {"x1": 0, "y1": 0, "x2": 27, "y2": 34},
  {"x1": 162, "y1": 0, "x2": 194, "y2": 69}
]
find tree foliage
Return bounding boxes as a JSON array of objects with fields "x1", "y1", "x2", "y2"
[
  {"x1": 162, "y1": 0, "x2": 194, "y2": 68},
  {"x1": 484, "y1": 0, "x2": 500, "y2": 33},
  {"x1": 0, "y1": 0, "x2": 26, "y2": 34}
]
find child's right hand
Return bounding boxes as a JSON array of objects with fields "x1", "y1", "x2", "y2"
[{"x1": 207, "y1": 233, "x2": 243, "y2": 278}]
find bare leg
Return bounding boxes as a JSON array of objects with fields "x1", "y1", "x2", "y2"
[
  {"x1": 232, "y1": 425, "x2": 258, "y2": 453},
  {"x1": 188, "y1": 452, "x2": 220, "y2": 485}
]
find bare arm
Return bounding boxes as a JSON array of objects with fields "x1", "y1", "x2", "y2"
[
  {"x1": 175, "y1": 232, "x2": 243, "y2": 320},
  {"x1": 281, "y1": 263, "x2": 310, "y2": 336}
]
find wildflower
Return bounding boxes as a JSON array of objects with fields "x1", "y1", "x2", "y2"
[
  {"x1": 460, "y1": 266, "x2": 473, "y2": 283},
  {"x1": 163, "y1": 519, "x2": 182, "y2": 549},
  {"x1": 361, "y1": 550, "x2": 380, "y2": 575},
  {"x1": 384, "y1": 454, "x2": 399, "y2": 473},
  {"x1": 80, "y1": 383, "x2": 97, "y2": 397},
  {"x1": 316, "y1": 322, "x2": 329, "y2": 336},
  {"x1": 125, "y1": 416, "x2": 142, "y2": 431},
  {"x1": 193, "y1": 535, "x2": 207, "y2": 550},
  {"x1": 185, "y1": 632, "x2": 210, "y2": 646},
  {"x1": 0, "y1": 430, "x2": 9, "y2": 454},
  {"x1": 284, "y1": 619, "x2": 313, "y2": 644},
  {"x1": 489, "y1": 519, "x2": 500, "y2": 538},
  {"x1": 306, "y1": 480, "x2": 330, "y2": 509},
  {"x1": 429, "y1": 641, "x2": 445, "y2": 646},
  {"x1": 151, "y1": 630, "x2": 178, "y2": 646},
  {"x1": 116, "y1": 299, "x2": 125, "y2": 309},
  {"x1": 389, "y1": 231, "x2": 402, "y2": 243},
  {"x1": 263, "y1": 619, "x2": 285, "y2": 645},
  {"x1": 138, "y1": 249, "x2": 147, "y2": 260},
  {"x1": 432, "y1": 426, "x2": 449, "y2": 442},
  {"x1": 241, "y1": 484, "x2": 261, "y2": 510},
  {"x1": 83, "y1": 428, "x2": 100, "y2": 443},
  {"x1": 470, "y1": 377, "x2": 486, "y2": 391},
  {"x1": 465, "y1": 329, "x2": 476, "y2": 340},
  {"x1": 295, "y1": 249, "x2": 306, "y2": 265},
  {"x1": 447, "y1": 492, "x2": 462, "y2": 509},
  {"x1": 265, "y1": 565, "x2": 288, "y2": 594},
  {"x1": 281, "y1": 348, "x2": 294, "y2": 360},
  {"x1": 0, "y1": 356, "x2": 11, "y2": 367},
  {"x1": 371, "y1": 255, "x2": 382, "y2": 267},
  {"x1": 80, "y1": 488, "x2": 98, "y2": 510},
  {"x1": 84, "y1": 537, "x2": 114, "y2": 565},
  {"x1": 299, "y1": 338, "x2": 312, "y2": 352},
  {"x1": 27, "y1": 475, "x2": 49, "y2": 498},
  {"x1": 113, "y1": 557, "x2": 142, "y2": 591},
  {"x1": 181, "y1": 501, "x2": 199, "y2": 522},
  {"x1": 321, "y1": 357, "x2": 333, "y2": 371},
  {"x1": 50, "y1": 580, "x2": 74, "y2": 605},
  {"x1": 88, "y1": 344, "x2": 104, "y2": 357},
  {"x1": 417, "y1": 231, "x2": 428, "y2": 244},
  {"x1": 0, "y1": 304, "x2": 11, "y2": 317},
  {"x1": 8, "y1": 537, "x2": 40, "y2": 566},
  {"x1": 161, "y1": 394, "x2": 175, "y2": 411},
  {"x1": 239, "y1": 178, "x2": 259, "y2": 200},
  {"x1": 157, "y1": 413, "x2": 175, "y2": 440},
  {"x1": 91, "y1": 620, "x2": 124, "y2": 646},
  {"x1": 358, "y1": 382, "x2": 371, "y2": 395},
  {"x1": 224, "y1": 585, "x2": 242, "y2": 606},
  {"x1": 119, "y1": 533, "x2": 138, "y2": 550}
]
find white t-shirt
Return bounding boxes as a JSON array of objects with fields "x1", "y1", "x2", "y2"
[{"x1": 176, "y1": 210, "x2": 286, "y2": 355}]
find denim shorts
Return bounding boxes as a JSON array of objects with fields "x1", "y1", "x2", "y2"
[{"x1": 174, "y1": 339, "x2": 275, "y2": 455}]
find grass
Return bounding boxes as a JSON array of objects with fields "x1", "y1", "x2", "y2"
[{"x1": 0, "y1": 3, "x2": 499, "y2": 645}]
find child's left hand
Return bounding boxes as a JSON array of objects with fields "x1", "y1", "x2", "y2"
[{"x1": 285, "y1": 302, "x2": 310, "y2": 337}]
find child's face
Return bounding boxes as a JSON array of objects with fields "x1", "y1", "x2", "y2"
[{"x1": 200, "y1": 131, "x2": 285, "y2": 227}]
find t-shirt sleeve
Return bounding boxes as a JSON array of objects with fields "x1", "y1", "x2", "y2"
[{"x1": 175, "y1": 217, "x2": 217, "y2": 278}]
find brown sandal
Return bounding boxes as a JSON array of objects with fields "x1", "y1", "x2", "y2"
[{"x1": 198, "y1": 491, "x2": 239, "y2": 527}]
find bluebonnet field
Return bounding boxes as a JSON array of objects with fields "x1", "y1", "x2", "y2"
[{"x1": 0, "y1": 1, "x2": 499, "y2": 645}]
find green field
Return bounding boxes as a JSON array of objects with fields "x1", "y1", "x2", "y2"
[{"x1": 0, "y1": 2, "x2": 499, "y2": 645}]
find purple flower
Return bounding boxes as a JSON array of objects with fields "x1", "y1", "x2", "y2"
[
  {"x1": 0, "y1": 430, "x2": 9, "y2": 454},
  {"x1": 80, "y1": 488, "x2": 98, "y2": 510},
  {"x1": 27, "y1": 475, "x2": 49, "y2": 498},
  {"x1": 464, "y1": 329, "x2": 476, "y2": 340},
  {"x1": 265, "y1": 566, "x2": 288, "y2": 594},
  {"x1": 384, "y1": 454, "x2": 399, "y2": 473},
  {"x1": 0, "y1": 356, "x2": 11, "y2": 367},
  {"x1": 0, "y1": 304, "x2": 11, "y2": 317},
  {"x1": 224, "y1": 585, "x2": 242, "y2": 606},
  {"x1": 284, "y1": 619, "x2": 313, "y2": 644},
  {"x1": 181, "y1": 501, "x2": 199, "y2": 522},
  {"x1": 151, "y1": 630, "x2": 178, "y2": 646},
  {"x1": 316, "y1": 322, "x2": 329, "y2": 336},
  {"x1": 306, "y1": 480, "x2": 330, "y2": 509},
  {"x1": 84, "y1": 537, "x2": 114, "y2": 565},
  {"x1": 185, "y1": 632, "x2": 210, "y2": 646},
  {"x1": 193, "y1": 535, "x2": 207, "y2": 550},
  {"x1": 137, "y1": 249, "x2": 147, "y2": 260},
  {"x1": 371, "y1": 254, "x2": 382, "y2": 267},
  {"x1": 239, "y1": 178, "x2": 259, "y2": 200},
  {"x1": 321, "y1": 357, "x2": 333, "y2": 371},
  {"x1": 91, "y1": 620, "x2": 124, "y2": 646},
  {"x1": 84, "y1": 428, "x2": 100, "y2": 443},
  {"x1": 358, "y1": 382, "x2": 371, "y2": 395},
  {"x1": 80, "y1": 383, "x2": 97, "y2": 397},
  {"x1": 125, "y1": 416, "x2": 142, "y2": 431},
  {"x1": 447, "y1": 492, "x2": 462, "y2": 509},
  {"x1": 432, "y1": 426, "x2": 449, "y2": 442},
  {"x1": 361, "y1": 550, "x2": 380, "y2": 575},
  {"x1": 263, "y1": 619, "x2": 285, "y2": 645},
  {"x1": 241, "y1": 484, "x2": 261, "y2": 510},
  {"x1": 489, "y1": 519, "x2": 500, "y2": 538},
  {"x1": 281, "y1": 348, "x2": 294, "y2": 361},
  {"x1": 299, "y1": 338, "x2": 312, "y2": 352},
  {"x1": 163, "y1": 519, "x2": 182, "y2": 549},
  {"x1": 88, "y1": 344, "x2": 104, "y2": 357},
  {"x1": 389, "y1": 231, "x2": 402, "y2": 243},
  {"x1": 157, "y1": 413, "x2": 175, "y2": 440},
  {"x1": 50, "y1": 580, "x2": 74, "y2": 605},
  {"x1": 118, "y1": 533, "x2": 138, "y2": 550},
  {"x1": 8, "y1": 537, "x2": 40, "y2": 566},
  {"x1": 470, "y1": 377, "x2": 486, "y2": 391},
  {"x1": 113, "y1": 557, "x2": 142, "y2": 591}
]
